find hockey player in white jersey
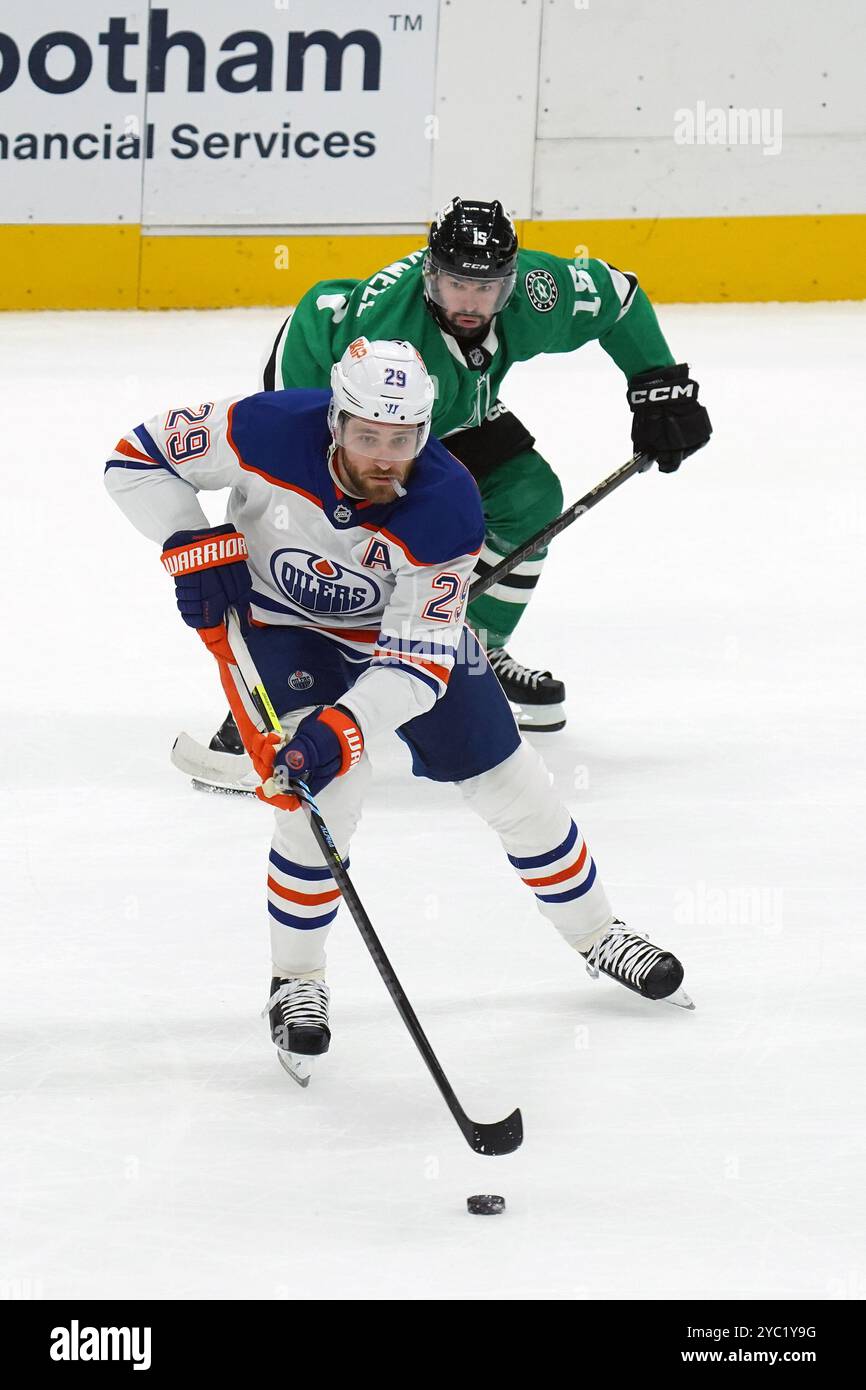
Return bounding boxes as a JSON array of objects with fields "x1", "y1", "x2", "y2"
[{"x1": 105, "y1": 339, "x2": 691, "y2": 1074}]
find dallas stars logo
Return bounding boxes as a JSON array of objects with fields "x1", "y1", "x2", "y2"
[{"x1": 524, "y1": 269, "x2": 558, "y2": 313}]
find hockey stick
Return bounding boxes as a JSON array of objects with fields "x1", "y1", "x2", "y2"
[
  {"x1": 468, "y1": 450, "x2": 650, "y2": 601},
  {"x1": 223, "y1": 607, "x2": 524, "y2": 1157}
]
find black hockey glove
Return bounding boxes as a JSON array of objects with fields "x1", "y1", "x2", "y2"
[{"x1": 627, "y1": 363, "x2": 712, "y2": 472}]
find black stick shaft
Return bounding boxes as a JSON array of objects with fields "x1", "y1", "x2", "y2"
[
  {"x1": 294, "y1": 790, "x2": 517, "y2": 1151},
  {"x1": 468, "y1": 451, "x2": 648, "y2": 601}
]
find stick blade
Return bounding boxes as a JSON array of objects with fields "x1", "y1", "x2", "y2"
[
  {"x1": 171, "y1": 731, "x2": 258, "y2": 794},
  {"x1": 465, "y1": 1107, "x2": 523, "y2": 1156}
]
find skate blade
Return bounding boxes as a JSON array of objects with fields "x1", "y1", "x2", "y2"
[
  {"x1": 662, "y1": 985, "x2": 696, "y2": 1011},
  {"x1": 277, "y1": 1050, "x2": 313, "y2": 1088},
  {"x1": 584, "y1": 962, "x2": 696, "y2": 1011},
  {"x1": 512, "y1": 702, "x2": 566, "y2": 732},
  {"x1": 191, "y1": 778, "x2": 256, "y2": 798}
]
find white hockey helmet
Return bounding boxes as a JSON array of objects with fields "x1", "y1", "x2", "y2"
[{"x1": 328, "y1": 338, "x2": 435, "y2": 459}]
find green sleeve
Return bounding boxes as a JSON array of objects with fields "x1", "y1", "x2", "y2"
[
  {"x1": 597, "y1": 284, "x2": 675, "y2": 380},
  {"x1": 277, "y1": 279, "x2": 361, "y2": 389},
  {"x1": 533, "y1": 252, "x2": 674, "y2": 379}
]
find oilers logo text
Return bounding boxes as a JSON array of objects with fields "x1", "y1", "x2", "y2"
[{"x1": 270, "y1": 549, "x2": 381, "y2": 616}]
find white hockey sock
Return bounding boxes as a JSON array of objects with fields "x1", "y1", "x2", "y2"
[
  {"x1": 458, "y1": 742, "x2": 613, "y2": 951},
  {"x1": 267, "y1": 751, "x2": 370, "y2": 977}
]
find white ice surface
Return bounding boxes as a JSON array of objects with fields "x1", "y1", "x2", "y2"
[{"x1": 1, "y1": 304, "x2": 865, "y2": 1301}]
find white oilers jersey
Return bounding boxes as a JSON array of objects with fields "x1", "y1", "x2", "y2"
[{"x1": 104, "y1": 388, "x2": 485, "y2": 740}]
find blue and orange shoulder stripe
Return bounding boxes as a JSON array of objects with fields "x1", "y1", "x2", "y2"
[{"x1": 105, "y1": 424, "x2": 175, "y2": 475}]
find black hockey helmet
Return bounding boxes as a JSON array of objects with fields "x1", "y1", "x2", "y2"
[
  {"x1": 426, "y1": 197, "x2": 518, "y2": 279},
  {"x1": 423, "y1": 197, "x2": 518, "y2": 330}
]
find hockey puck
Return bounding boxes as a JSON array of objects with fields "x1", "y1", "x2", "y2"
[{"x1": 466, "y1": 1194, "x2": 505, "y2": 1216}]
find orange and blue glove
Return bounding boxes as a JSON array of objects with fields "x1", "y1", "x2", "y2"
[
  {"x1": 159, "y1": 529, "x2": 362, "y2": 810},
  {"x1": 258, "y1": 706, "x2": 364, "y2": 810},
  {"x1": 161, "y1": 524, "x2": 252, "y2": 654}
]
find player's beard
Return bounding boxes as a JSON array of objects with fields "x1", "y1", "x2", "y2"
[
  {"x1": 443, "y1": 310, "x2": 492, "y2": 340},
  {"x1": 337, "y1": 450, "x2": 414, "y2": 502}
]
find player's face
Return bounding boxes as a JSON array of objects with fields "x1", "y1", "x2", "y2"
[
  {"x1": 436, "y1": 274, "x2": 502, "y2": 335},
  {"x1": 338, "y1": 417, "x2": 420, "y2": 501}
]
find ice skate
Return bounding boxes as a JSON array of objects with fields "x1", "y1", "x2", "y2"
[
  {"x1": 210, "y1": 710, "x2": 245, "y2": 758},
  {"x1": 580, "y1": 921, "x2": 694, "y2": 1008},
  {"x1": 486, "y1": 647, "x2": 566, "y2": 731},
  {"x1": 264, "y1": 976, "x2": 331, "y2": 1088}
]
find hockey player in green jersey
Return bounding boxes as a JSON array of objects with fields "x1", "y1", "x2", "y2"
[
  {"x1": 262, "y1": 198, "x2": 710, "y2": 723},
  {"x1": 185, "y1": 197, "x2": 711, "y2": 792}
]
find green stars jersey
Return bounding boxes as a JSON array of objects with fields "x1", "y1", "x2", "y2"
[{"x1": 266, "y1": 248, "x2": 675, "y2": 436}]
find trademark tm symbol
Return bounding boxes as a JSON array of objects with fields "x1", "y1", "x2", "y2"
[{"x1": 389, "y1": 14, "x2": 423, "y2": 30}]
